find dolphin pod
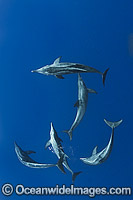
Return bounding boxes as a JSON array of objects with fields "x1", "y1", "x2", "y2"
[
  {"x1": 14, "y1": 56, "x2": 122, "y2": 182},
  {"x1": 31, "y1": 56, "x2": 109, "y2": 85}
]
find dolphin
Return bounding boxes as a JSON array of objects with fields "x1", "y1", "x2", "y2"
[
  {"x1": 31, "y1": 56, "x2": 109, "y2": 85},
  {"x1": 64, "y1": 74, "x2": 97, "y2": 140},
  {"x1": 45, "y1": 123, "x2": 82, "y2": 182},
  {"x1": 14, "y1": 142, "x2": 65, "y2": 173},
  {"x1": 80, "y1": 119, "x2": 123, "y2": 165}
]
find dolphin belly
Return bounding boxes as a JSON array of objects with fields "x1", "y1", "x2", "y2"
[
  {"x1": 22, "y1": 161, "x2": 56, "y2": 168},
  {"x1": 71, "y1": 105, "x2": 86, "y2": 131},
  {"x1": 51, "y1": 138, "x2": 61, "y2": 159}
]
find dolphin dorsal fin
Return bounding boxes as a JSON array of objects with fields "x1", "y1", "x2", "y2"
[
  {"x1": 55, "y1": 75, "x2": 64, "y2": 79},
  {"x1": 92, "y1": 146, "x2": 98, "y2": 156},
  {"x1": 45, "y1": 140, "x2": 51, "y2": 149},
  {"x1": 53, "y1": 56, "x2": 62, "y2": 64},
  {"x1": 64, "y1": 153, "x2": 70, "y2": 159},
  {"x1": 74, "y1": 100, "x2": 79, "y2": 107},
  {"x1": 59, "y1": 137, "x2": 63, "y2": 142},
  {"x1": 25, "y1": 150, "x2": 36, "y2": 155}
]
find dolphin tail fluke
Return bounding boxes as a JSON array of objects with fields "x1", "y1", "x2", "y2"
[
  {"x1": 104, "y1": 119, "x2": 123, "y2": 129},
  {"x1": 63, "y1": 130, "x2": 73, "y2": 140},
  {"x1": 102, "y1": 68, "x2": 109, "y2": 86},
  {"x1": 72, "y1": 171, "x2": 82, "y2": 183},
  {"x1": 57, "y1": 156, "x2": 66, "y2": 174}
]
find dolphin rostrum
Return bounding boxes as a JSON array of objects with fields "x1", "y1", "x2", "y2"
[
  {"x1": 80, "y1": 119, "x2": 123, "y2": 165},
  {"x1": 64, "y1": 74, "x2": 97, "y2": 140},
  {"x1": 31, "y1": 56, "x2": 109, "y2": 85},
  {"x1": 45, "y1": 123, "x2": 82, "y2": 182},
  {"x1": 14, "y1": 142, "x2": 65, "y2": 173}
]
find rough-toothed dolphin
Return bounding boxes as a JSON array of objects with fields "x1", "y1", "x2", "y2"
[
  {"x1": 14, "y1": 142, "x2": 64, "y2": 173},
  {"x1": 80, "y1": 119, "x2": 123, "y2": 165},
  {"x1": 64, "y1": 74, "x2": 97, "y2": 140},
  {"x1": 31, "y1": 56, "x2": 109, "y2": 85},
  {"x1": 45, "y1": 123, "x2": 82, "y2": 182}
]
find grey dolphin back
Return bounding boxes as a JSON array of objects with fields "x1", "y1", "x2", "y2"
[{"x1": 104, "y1": 119, "x2": 123, "y2": 129}]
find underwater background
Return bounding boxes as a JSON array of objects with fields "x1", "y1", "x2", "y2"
[{"x1": 0, "y1": 0, "x2": 133, "y2": 199}]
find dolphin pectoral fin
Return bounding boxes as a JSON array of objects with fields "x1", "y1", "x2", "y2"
[
  {"x1": 72, "y1": 171, "x2": 82, "y2": 183},
  {"x1": 102, "y1": 68, "x2": 109, "y2": 86},
  {"x1": 57, "y1": 156, "x2": 66, "y2": 174},
  {"x1": 74, "y1": 100, "x2": 79, "y2": 107},
  {"x1": 64, "y1": 153, "x2": 70, "y2": 159},
  {"x1": 92, "y1": 146, "x2": 98, "y2": 156},
  {"x1": 58, "y1": 137, "x2": 63, "y2": 142},
  {"x1": 25, "y1": 150, "x2": 36, "y2": 155},
  {"x1": 87, "y1": 88, "x2": 97, "y2": 94},
  {"x1": 45, "y1": 140, "x2": 51, "y2": 149},
  {"x1": 53, "y1": 56, "x2": 62, "y2": 64},
  {"x1": 104, "y1": 119, "x2": 123, "y2": 129},
  {"x1": 55, "y1": 75, "x2": 64, "y2": 79}
]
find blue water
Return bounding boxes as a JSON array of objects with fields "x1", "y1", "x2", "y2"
[{"x1": 0, "y1": 0, "x2": 133, "y2": 199}]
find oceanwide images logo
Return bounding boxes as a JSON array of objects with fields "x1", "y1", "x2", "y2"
[{"x1": 1, "y1": 184, "x2": 132, "y2": 197}]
